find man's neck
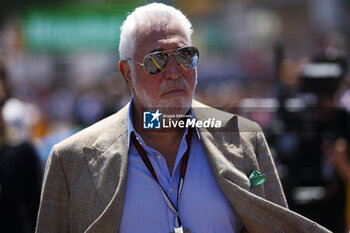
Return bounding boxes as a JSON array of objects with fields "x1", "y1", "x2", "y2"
[
  {"x1": 132, "y1": 103, "x2": 188, "y2": 175},
  {"x1": 133, "y1": 105, "x2": 185, "y2": 145}
]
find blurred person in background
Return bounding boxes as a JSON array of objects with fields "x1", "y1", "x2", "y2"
[
  {"x1": 318, "y1": 92, "x2": 349, "y2": 233},
  {"x1": 36, "y1": 3, "x2": 330, "y2": 233},
  {"x1": 272, "y1": 50, "x2": 350, "y2": 233},
  {"x1": 327, "y1": 138, "x2": 350, "y2": 233},
  {"x1": 0, "y1": 56, "x2": 42, "y2": 233},
  {"x1": 301, "y1": 52, "x2": 349, "y2": 233}
]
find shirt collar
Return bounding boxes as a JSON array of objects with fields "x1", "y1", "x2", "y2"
[{"x1": 127, "y1": 96, "x2": 136, "y2": 148}]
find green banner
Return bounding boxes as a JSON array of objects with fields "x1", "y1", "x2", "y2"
[{"x1": 21, "y1": 3, "x2": 140, "y2": 53}]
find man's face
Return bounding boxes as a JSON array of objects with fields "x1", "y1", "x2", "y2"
[{"x1": 129, "y1": 24, "x2": 197, "y2": 111}]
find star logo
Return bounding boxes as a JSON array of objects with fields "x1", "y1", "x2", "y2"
[
  {"x1": 143, "y1": 109, "x2": 162, "y2": 129},
  {"x1": 150, "y1": 109, "x2": 162, "y2": 122}
]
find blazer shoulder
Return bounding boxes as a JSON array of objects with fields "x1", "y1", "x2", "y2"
[
  {"x1": 53, "y1": 104, "x2": 129, "y2": 155},
  {"x1": 193, "y1": 100, "x2": 261, "y2": 134},
  {"x1": 235, "y1": 115, "x2": 261, "y2": 133}
]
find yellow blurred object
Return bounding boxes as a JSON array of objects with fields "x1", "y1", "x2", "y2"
[
  {"x1": 32, "y1": 115, "x2": 50, "y2": 139},
  {"x1": 280, "y1": 57, "x2": 310, "y2": 86},
  {"x1": 346, "y1": 185, "x2": 350, "y2": 232},
  {"x1": 177, "y1": 0, "x2": 221, "y2": 16}
]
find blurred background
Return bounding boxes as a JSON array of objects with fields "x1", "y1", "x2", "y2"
[{"x1": 1, "y1": 0, "x2": 350, "y2": 232}]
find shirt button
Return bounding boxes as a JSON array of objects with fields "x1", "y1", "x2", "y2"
[
  {"x1": 157, "y1": 155, "x2": 162, "y2": 160},
  {"x1": 169, "y1": 188, "x2": 174, "y2": 193}
]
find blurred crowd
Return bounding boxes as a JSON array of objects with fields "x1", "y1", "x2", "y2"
[{"x1": 1, "y1": 0, "x2": 350, "y2": 232}]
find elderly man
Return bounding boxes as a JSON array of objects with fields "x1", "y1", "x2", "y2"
[{"x1": 36, "y1": 3, "x2": 330, "y2": 233}]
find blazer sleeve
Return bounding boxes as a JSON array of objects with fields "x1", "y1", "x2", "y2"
[
  {"x1": 35, "y1": 146, "x2": 69, "y2": 233},
  {"x1": 255, "y1": 127, "x2": 288, "y2": 208}
]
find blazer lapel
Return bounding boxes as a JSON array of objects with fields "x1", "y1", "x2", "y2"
[
  {"x1": 199, "y1": 123, "x2": 251, "y2": 191},
  {"x1": 84, "y1": 104, "x2": 129, "y2": 233},
  {"x1": 192, "y1": 101, "x2": 250, "y2": 191}
]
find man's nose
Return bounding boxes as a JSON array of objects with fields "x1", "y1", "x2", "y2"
[{"x1": 163, "y1": 55, "x2": 181, "y2": 80}]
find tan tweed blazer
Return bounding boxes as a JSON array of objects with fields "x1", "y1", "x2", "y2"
[{"x1": 35, "y1": 101, "x2": 331, "y2": 233}]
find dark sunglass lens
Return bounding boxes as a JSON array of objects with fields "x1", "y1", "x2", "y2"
[
  {"x1": 143, "y1": 52, "x2": 169, "y2": 74},
  {"x1": 175, "y1": 47, "x2": 199, "y2": 69}
]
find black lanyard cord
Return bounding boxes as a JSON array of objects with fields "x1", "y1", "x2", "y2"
[{"x1": 130, "y1": 128, "x2": 193, "y2": 228}]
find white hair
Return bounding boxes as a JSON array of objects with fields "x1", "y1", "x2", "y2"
[{"x1": 118, "y1": 2, "x2": 193, "y2": 61}]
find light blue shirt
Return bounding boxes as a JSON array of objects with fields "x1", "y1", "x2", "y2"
[{"x1": 119, "y1": 99, "x2": 242, "y2": 233}]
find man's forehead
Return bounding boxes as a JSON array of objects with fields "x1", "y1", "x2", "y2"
[
  {"x1": 135, "y1": 25, "x2": 189, "y2": 53},
  {"x1": 157, "y1": 34, "x2": 188, "y2": 47}
]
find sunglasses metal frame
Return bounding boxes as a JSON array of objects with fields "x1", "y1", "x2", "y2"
[{"x1": 126, "y1": 46, "x2": 199, "y2": 75}]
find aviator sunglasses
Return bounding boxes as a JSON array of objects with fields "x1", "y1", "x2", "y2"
[{"x1": 127, "y1": 46, "x2": 199, "y2": 75}]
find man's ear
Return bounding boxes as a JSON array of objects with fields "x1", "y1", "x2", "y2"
[{"x1": 119, "y1": 60, "x2": 134, "y2": 91}]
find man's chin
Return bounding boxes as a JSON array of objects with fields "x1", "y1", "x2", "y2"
[
  {"x1": 161, "y1": 97, "x2": 191, "y2": 107},
  {"x1": 156, "y1": 98, "x2": 191, "y2": 115}
]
